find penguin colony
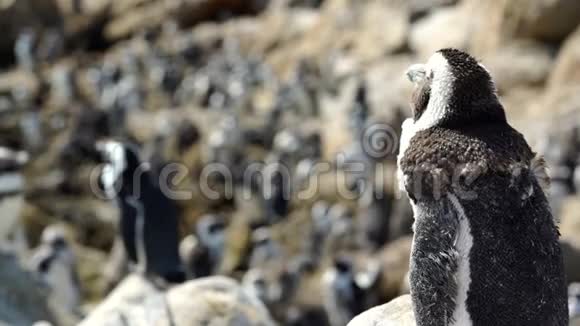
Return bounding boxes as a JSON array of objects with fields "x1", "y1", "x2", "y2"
[{"x1": 2, "y1": 11, "x2": 580, "y2": 324}]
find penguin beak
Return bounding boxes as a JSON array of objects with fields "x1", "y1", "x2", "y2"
[{"x1": 406, "y1": 64, "x2": 427, "y2": 84}]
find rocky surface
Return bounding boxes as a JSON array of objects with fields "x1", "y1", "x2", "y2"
[
  {"x1": 0, "y1": 252, "x2": 57, "y2": 325},
  {"x1": 347, "y1": 295, "x2": 415, "y2": 326},
  {"x1": 80, "y1": 275, "x2": 276, "y2": 326}
]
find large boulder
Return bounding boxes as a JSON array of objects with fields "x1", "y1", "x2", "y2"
[
  {"x1": 409, "y1": 4, "x2": 471, "y2": 60},
  {"x1": 547, "y1": 26, "x2": 580, "y2": 89},
  {"x1": 80, "y1": 275, "x2": 276, "y2": 326},
  {"x1": 163, "y1": 276, "x2": 276, "y2": 326},
  {"x1": 469, "y1": 0, "x2": 580, "y2": 55},
  {"x1": 483, "y1": 40, "x2": 555, "y2": 94},
  {"x1": 169, "y1": 0, "x2": 269, "y2": 28},
  {"x1": 79, "y1": 275, "x2": 160, "y2": 326},
  {"x1": 347, "y1": 294, "x2": 415, "y2": 326},
  {"x1": 527, "y1": 26, "x2": 580, "y2": 122}
]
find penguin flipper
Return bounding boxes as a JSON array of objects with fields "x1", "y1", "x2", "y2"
[{"x1": 409, "y1": 197, "x2": 459, "y2": 326}]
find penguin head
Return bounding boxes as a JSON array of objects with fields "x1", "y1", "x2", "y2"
[
  {"x1": 41, "y1": 225, "x2": 68, "y2": 251},
  {"x1": 405, "y1": 48, "x2": 505, "y2": 129},
  {"x1": 251, "y1": 227, "x2": 274, "y2": 249},
  {"x1": 196, "y1": 214, "x2": 226, "y2": 247},
  {"x1": 39, "y1": 225, "x2": 75, "y2": 266},
  {"x1": 333, "y1": 256, "x2": 353, "y2": 275},
  {"x1": 96, "y1": 140, "x2": 143, "y2": 197}
]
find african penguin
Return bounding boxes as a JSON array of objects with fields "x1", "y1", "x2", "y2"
[
  {"x1": 570, "y1": 283, "x2": 580, "y2": 320},
  {"x1": 97, "y1": 140, "x2": 185, "y2": 284},
  {"x1": 249, "y1": 227, "x2": 283, "y2": 268},
  {"x1": 179, "y1": 214, "x2": 226, "y2": 278},
  {"x1": 0, "y1": 147, "x2": 28, "y2": 255},
  {"x1": 322, "y1": 256, "x2": 379, "y2": 326},
  {"x1": 29, "y1": 225, "x2": 81, "y2": 316},
  {"x1": 398, "y1": 48, "x2": 568, "y2": 325}
]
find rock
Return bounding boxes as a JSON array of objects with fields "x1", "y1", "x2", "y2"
[
  {"x1": 365, "y1": 55, "x2": 414, "y2": 119},
  {"x1": 377, "y1": 236, "x2": 412, "y2": 300},
  {"x1": 104, "y1": 1, "x2": 167, "y2": 41},
  {"x1": 169, "y1": 0, "x2": 269, "y2": 28},
  {"x1": 56, "y1": 0, "x2": 112, "y2": 42},
  {"x1": 164, "y1": 276, "x2": 276, "y2": 326},
  {"x1": 347, "y1": 294, "x2": 415, "y2": 326},
  {"x1": 500, "y1": 87, "x2": 544, "y2": 128},
  {"x1": 267, "y1": 0, "x2": 408, "y2": 74},
  {"x1": 483, "y1": 40, "x2": 555, "y2": 93},
  {"x1": 0, "y1": 252, "x2": 57, "y2": 325},
  {"x1": 408, "y1": 0, "x2": 457, "y2": 20},
  {"x1": 80, "y1": 275, "x2": 276, "y2": 326},
  {"x1": 409, "y1": 5, "x2": 471, "y2": 60},
  {"x1": 79, "y1": 275, "x2": 160, "y2": 326},
  {"x1": 469, "y1": 0, "x2": 580, "y2": 54},
  {"x1": 560, "y1": 197, "x2": 580, "y2": 247},
  {"x1": 74, "y1": 244, "x2": 109, "y2": 304},
  {"x1": 527, "y1": 26, "x2": 580, "y2": 122},
  {"x1": 347, "y1": 0, "x2": 408, "y2": 62},
  {"x1": 548, "y1": 26, "x2": 580, "y2": 89}
]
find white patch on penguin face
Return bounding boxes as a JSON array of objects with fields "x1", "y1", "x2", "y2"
[
  {"x1": 398, "y1": 52, "x2": 454, "y2": 194},
  {"x1": 97, "y1": 141, "x2": 126, "y2": 198},
  {"x1": 397, "y1": 118, "x2": 416, "y2": 192},
  {"x1": 448, "y1": 194, "x2": 474, "y2": 326},
  {"x1": 414, "y1": 52, "x2": 454, "y2": 131}
]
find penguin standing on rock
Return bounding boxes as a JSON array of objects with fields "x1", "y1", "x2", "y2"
[
  {"x1": 398, "y1": 49, "x2": 568, "y2": 325},
  {"x1": 0, "y1": 147, "x2": 28, "y2": 254},
  {"x1": 97, "y1": 141, "x2": 185, "y2": 284},
  {"x1": 322, "y1": 256, "x2": 380, "y2": 326},
  {"x1": 29, "y1": 225, "x2": 81, "y2": 317}
]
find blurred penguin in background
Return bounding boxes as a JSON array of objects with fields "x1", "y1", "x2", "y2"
[
  {"x1": 30, "y1": 225, "x2": 82, "y2": 318},
  {"x1": 97, "y1": 140, "x2": 185, "y2": 284},
  {"x1": 0, "y1": 147, "x2": 28, "y2": 256}
]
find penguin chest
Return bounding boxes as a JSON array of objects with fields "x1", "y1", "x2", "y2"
[
  {"x1": 396, "y1": 118, "x2": 417, "y2": 193},
  {"x1": 45, "y1": 262, "x2": 79, "y2": 310},
  {"x1": 448, "y1": 195, "x2": 474, "y2": 326}
]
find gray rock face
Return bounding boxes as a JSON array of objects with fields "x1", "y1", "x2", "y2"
[
  {"x1": 80, "y1": 275, "x2": 277, "y2": 326},
  {"x1": 469, "y1": 0, "x2": 580, "y2": 54},
  {"x1": 409, "y1": 5, "x2": 471, "y2": 60},
  {"x1": 484, "y1": 40, "x2": 555, "y2": 93},
  {"x1": 164, "y1": 276, "x2": 277, "y2": 326},
  {"x1": 527, "y1": 25, "x2": 580, "y2": 121},
  {"x1": 0, "y1": 253, "x2": 55, "y2": 326},
  {"x1": 347, "y1": 295, "x2": 415, "y2": 326}
]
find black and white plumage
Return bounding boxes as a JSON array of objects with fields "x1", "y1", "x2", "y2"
[
  {"x1": 398, "y1": 49, "x2": 568, "y2": 325},
  {"x1": 0, "y1": 147, "x2": 28, "y2": 254},
  {"x1": 249, "y1": 227, "x2": 284, "y2": 268},
  {"x1": 570, "y1": 283, "x2": 580, "y2": 320},
  {"x1": 180, "y1": 214, "x2": 226, "y2": 278},
  {"x1": 97, "y1": 140, "x2": 185, "y2": 284},
  {"x1": 322, "y1": 257, "x2": 379, "y2": 326},
  {"x1": 29, "y1": 225, "x2": 81, "y2": 316}
]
